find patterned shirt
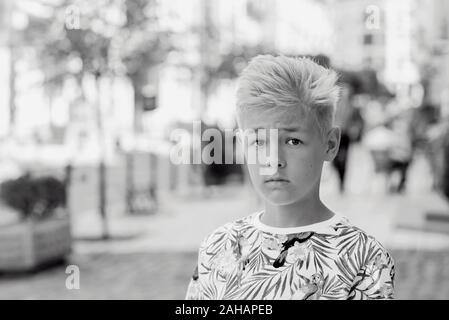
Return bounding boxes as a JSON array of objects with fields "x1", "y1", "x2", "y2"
[{"x1": 185, "y1": 211, "x2": 395, "y2": 300}]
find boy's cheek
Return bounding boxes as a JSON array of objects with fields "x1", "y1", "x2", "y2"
[
  {"x1": 259, "y1": 166, "x2": 278, "y2": 176},
  {"x1": 247, "y1": 165, "x2": 264, "y2": 181},
  {"x1": 247, "y1": 163, "x2": 260, "y2": 175},
  {"x1": 243, "y1": 148, "x2": 269, "y2": 167}
]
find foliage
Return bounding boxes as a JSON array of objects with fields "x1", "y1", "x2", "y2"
[
  {"x1": 19, "y1": 0, "x2": 173, "y2": 96},
  {"x1": 0, "y1": 174, "x2": 67, "y2": 220}
]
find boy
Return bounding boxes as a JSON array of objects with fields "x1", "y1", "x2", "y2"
[{"x1": 185, "y1": 55, "x2": 395, "y2": 300}]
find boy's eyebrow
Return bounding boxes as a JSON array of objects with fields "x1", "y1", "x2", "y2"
[
  {"x1": 251, "y1": 126, "x2": 302, "y2": 132},
  {"x1": 280, "y1": 127, "x2": 302, "y2": 132}
]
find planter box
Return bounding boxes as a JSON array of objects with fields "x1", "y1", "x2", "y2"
[{"x1": 0, "y1": 214, "x2": 71, "y2": 272}]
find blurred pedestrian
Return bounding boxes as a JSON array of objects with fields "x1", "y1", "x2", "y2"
[
  {"x1": 442, "y1": 126, "x2": 449, "y2": 201},
  {"x1": 385, "y1": 115, "x2": 413, "y2": 193},
  {"x1": 426, "y1": 116, "x2": 449, "y2": 196},
  {"x1": 364, "y1": 112, "x2": 413, "y2": 193},
  {"x1": 411, "y1": 103, "x2": 443, "y2": 190},
  {"x1": 332, "y1": 85, "x2": 365, "y2": 192}
]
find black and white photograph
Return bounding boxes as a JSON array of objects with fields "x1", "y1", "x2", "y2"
[{"x1": 0, "y1": 0, "x2": 449, "y2": 303}]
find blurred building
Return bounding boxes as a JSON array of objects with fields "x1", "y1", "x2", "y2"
[
  {"x1": 152, "y1": 0, "x2": 279, "y2": 130},
  {"x1": 153, "y1": 0, "x2": 335, "y2": 131},
  {"x1": 415, "y1": 0, "x2": 449, "y2": 109},
  {"x1": 328, "y1": 0, "x2": 386, "y2": 71},
  {"x1": 328, "y1": 0, "x2": 414, "y2": 88},
  {"x1": 328, "y1": 0, "x2": 449, "y2": 107}
]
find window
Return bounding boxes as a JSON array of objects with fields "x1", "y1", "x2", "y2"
[{"x1": 363, "y1": 33, "x2": 373, "y2": 45}]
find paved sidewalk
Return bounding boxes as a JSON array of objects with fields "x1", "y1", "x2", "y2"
[{"x1": 1, "y1": 249, "x2": 449, "y2": 300}]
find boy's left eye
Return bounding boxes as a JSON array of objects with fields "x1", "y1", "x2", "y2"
[{"x1": 286, "y1": 138, "x2": 302, "y2": 146}]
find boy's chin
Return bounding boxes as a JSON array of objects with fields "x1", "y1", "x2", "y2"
[{"x1": 261, "y1": 192, "x2": 304, "y2": 206}]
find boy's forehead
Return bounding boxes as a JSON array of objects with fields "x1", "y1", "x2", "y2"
[{"x1": 240, "y1": 106, "x2": 311, "y2": 131}]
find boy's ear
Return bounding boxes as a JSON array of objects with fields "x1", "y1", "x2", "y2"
[{"x1": 324, "y1": 127, "x2": 341, "y2": 162}]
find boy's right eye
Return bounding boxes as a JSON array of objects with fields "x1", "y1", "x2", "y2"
[{"x1": 254, "y1": 139, "x2": 265, "y2": 147}]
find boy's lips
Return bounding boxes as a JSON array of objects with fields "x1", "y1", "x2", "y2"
[{"x1": 264, "y1": 176, "x2": 290, "y2": 183}]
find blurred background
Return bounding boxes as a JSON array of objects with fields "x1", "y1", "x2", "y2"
[{"x1": 0, "y1": 0, "x2": 449, "y2": 300}]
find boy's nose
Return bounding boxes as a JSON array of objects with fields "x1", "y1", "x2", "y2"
[
  {"x1": 266, "y1": 159, "x2": 286, "y2": 168},
  {"x1": 277, "y1": 160, "x2": 286, "y2": 168}
]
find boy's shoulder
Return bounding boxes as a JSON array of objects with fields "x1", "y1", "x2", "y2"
[{"x1": 199, "y1": 212, "x2": 258, "y2": 248}]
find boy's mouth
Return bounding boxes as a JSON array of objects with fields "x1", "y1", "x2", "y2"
[{"x1": 264, "y1": 176, "x2": 290, "y2": 183}]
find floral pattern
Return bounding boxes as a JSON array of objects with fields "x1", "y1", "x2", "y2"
[
  {"x1": 287, "y1": 241, "x2": 311, "y2": 263},
  {"x1": 185, "y1": 212, "x2": 395, "y2": 300},
  {"x1": 212, "y1": 248, "x2": 238, "y2": 277}
]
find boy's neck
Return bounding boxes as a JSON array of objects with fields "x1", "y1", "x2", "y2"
[{"x1": 262, "y1": 188, "x2": 334, "y2": 228}]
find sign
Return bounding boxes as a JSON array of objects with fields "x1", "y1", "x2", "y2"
[{"x1": 143, "y1": 95, "x2": 157, "y2": 112}]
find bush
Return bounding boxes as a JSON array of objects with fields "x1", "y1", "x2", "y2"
[{"x1": 0, "y1": 174, "x2": 67, "y2": 220}]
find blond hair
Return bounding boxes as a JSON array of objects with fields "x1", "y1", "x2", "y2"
[{"x1": 236, "y1": 54, "x2": 340, "y2": 137}]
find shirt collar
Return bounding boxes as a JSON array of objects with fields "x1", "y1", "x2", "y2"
[{"x1": 252, "y1": 210, "x2": 349, "y2": 236}]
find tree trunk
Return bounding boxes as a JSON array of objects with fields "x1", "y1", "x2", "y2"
[
  {"x1": 95, "y1": 75, "x2": 108, "y2": 240},
  {"x1": 199, "y1": 0, "x2": 213, "y2": 118},
  {"x1": 8, "y1": 46, "x2": 16, "y2": 135}
]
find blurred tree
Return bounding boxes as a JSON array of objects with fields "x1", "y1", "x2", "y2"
[
  {"x1": 172, "y1": 0, "x2": 276, "y2": 187},
  {"x1": 178, "y1": 0, "x2": 275, "y2": 117},
  {"x1": 119, "y1": 0, "x2": 173, "y2": 129},
  {"x1": 18, "y1": 0, "x2": 173, "y2": 238}
]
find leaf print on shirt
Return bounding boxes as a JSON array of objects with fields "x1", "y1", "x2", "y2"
[
  {"x1": 320, "y1": 275, "x2": 347, "y2": 299},
  {"x1": 335, "y1": 252, "x2": 359, "y2": 288},
  {"x1": 345, "y1": 237, "x2": 395, "y2": 300},
  {"x1": 241, "y1": 257, "x2": 301, "y2": 299},
  {"x1": 337, "y1": 226, "x2": 369, "y2": 257},
  {"x1": 243, "y1": 231, "x2": 270, "y2": 273},
  {"x1": 245, "y1": 245, "x2": 271, "y2": 273},
  {"x1": 308, "y1": 235, "x2": 336, "y2": 270}
]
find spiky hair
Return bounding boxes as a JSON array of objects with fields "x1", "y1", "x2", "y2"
[{"x1": 236, "y1": 54, "x2": 340, "y2": 137}]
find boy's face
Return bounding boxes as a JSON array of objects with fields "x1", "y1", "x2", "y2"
[{"x1": 238, "y1": 106, "x2": 340, "y2": 206}]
